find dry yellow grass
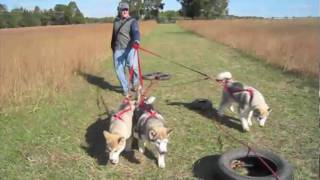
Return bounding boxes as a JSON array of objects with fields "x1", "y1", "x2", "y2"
[
  {"x1": 0, "y1": 21, "x2": 157, "y2": 105},
  {"x1": 178, "y1": 19, "x2": 320, "y2": 77}
]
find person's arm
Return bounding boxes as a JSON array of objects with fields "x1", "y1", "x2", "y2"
[
  {"x1": 111, "y1": 20, "x2": 116, "y2": 52},
  {"x1": 131, "y1": 19, "x2": 140, "y2": 44}
]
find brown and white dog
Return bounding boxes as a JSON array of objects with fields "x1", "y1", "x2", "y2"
[
  {"x1": 216, "y1": 72, "x2": 271, "y2": 132},
  {"x1": 133, "y1": 96, "x2": 172, "y2": 168},
  {"x1": 103, "y1": 98, "x2": 136, "y2": 164}
]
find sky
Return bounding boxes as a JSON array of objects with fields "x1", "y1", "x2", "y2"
[{"x1": 0, "y1": 0, "x2": 318, "y2": 18}]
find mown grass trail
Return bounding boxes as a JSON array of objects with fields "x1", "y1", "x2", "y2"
[{"x1": 0, "y1": 24, "x2": 318, "y2": 179}]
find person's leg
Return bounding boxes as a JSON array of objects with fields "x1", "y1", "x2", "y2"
[
  {"x1": 113, "y1": 49, "x2": 129, "y2": 95},
  {"x1": 127, "y1": 48, "x2": 140, "y2": 89}
]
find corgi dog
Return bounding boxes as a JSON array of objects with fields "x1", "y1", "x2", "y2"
[
  {"x1": 103, "y1": 98, "x2": 135, "y2": 164},
  {"x1": 216, "y1": 72, "x2": 271, "y2": 132},
  {"x1": 133, "y1": 96, "x2": 172, "y2": 168}
]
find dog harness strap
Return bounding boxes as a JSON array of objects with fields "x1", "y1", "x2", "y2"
[
  {"x1": 130, "y1": 49, "x2": 144, "y2": 90},
  {"x1": 136, "y1": 49, "x2": 144, "y2": 87},
  {"x1": 224, "y1": 85, "x2": 254, "y2": 104},
  {"x1": 129, "y1": 66, "x2": 134, "y2": 86},
  {"x1": 113, "y1": 101, "x2": 132, "y2": 121},
  {"x1": 247, "y1": 88, "x2": 254, "y2": 104},
  {"x1": 146, "y1": 109, "x2": 157, "y2": 121},
  {"x1": 113, "y1": 114, "x2": 125, "y2": 121},
  {"x1": 137, "y1": 102, "x2": 160, "y2": 138},
  {"x1": 139, "y1": 102, "x2": 158, "y2": 121},
  {"x1": 123, "y1": 97, "x2": 130, "y2": 103},
  {"x1": 138, "y1": 96, "x2": 146, "y2": 107}
]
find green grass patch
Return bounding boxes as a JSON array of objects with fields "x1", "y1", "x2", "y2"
[{"x1": 0, "y1": 24, "x2": 318, "y2": 179}]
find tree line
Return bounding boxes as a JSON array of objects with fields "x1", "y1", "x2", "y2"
[
  {"x1": 177, "y1": 0, "x2": 228, "y2": 18},
  {"x1": 123, "y1": 0, "x2": 228, "y2": 19},
  {"x1": 0, "y1": 2, "x2": 85, "y2": 28},
  {"x1": 0, "y1": 0, "x2": 229, "y2": 29}
]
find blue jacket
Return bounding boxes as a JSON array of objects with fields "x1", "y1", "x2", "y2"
[{"x1": 111, "y1": 17, "x2": 140, "y2": 51}]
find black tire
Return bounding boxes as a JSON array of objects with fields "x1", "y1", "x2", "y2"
[
  {"x1": 142, "y1": 72, "x2": 171, "y2": 80},
  {"x1": 142, "y1": 73, "x2": 156, "y2": 80},
  {"x1": 214, "y1": 147, "x2": 294, "y2": 180}
]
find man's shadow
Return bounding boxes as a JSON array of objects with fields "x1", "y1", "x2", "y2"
[
  {"x1": 82, "y1": 112, "x2": 141, "y2": 165},
  {"x1": 77, "y1": 71, "x2": 122, "y2": 94},
  {"x1": 166, "y1": 99, "x2": 243, "y2": 132}
]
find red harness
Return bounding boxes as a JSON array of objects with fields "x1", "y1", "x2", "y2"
[
  {"x1": 129, "y1": 49, "x2": 144, "y2": 90},
  {"x1": 138, "y1": 102, "x2": 158, "y2": 121},
  {"x1": 136, "y1": 102, "x2": 159, "y2": 139},
  {"x1": 224, "y1": 84, "x2": 254, "y2": 103},
  {"x1": 113, "y1": 98, "x2": 132, "y2": 122}
]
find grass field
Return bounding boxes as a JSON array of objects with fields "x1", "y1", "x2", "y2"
[
  {"x1": 0, "y1": 21, "x2": 156, "y2": 105},
  {"x1": 0, "y1": 24, "x2": 318, "y2": 179},
  {"x1": 178, "y1": 19, "x2": 320, "y2": 77}
]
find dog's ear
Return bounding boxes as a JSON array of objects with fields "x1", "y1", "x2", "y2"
[
  {"x1": 118, "y1": 137, "x2": 126, "y2": 145},
  {"x1": 167, "y1": 129, "x2": 173, "y2": 137},
  {"x1": 149, "y1": 129, "x2": 157, "y2": 140},
  {"x1": 103, "y1": 130, "x2": 111, "y2": 140}
]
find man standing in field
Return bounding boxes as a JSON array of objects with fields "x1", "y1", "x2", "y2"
[{"x1": 111, "y1": 2, "x2": 141, "y2": 96}]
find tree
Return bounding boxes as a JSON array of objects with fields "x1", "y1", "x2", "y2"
[
  {"x1": 7, "y1": 8, "x2": 24, "y2": 28},
  {"x1": 0, "y1": 4, "x2": 8, "y2": 28},
  {"x1": 53, "y1": 4, "x2": 67, "y2": 24},
  {"x1": 0, "y1": 2, "x2": 86, "y2": 28},
  {"x1": 146, "y1": 0, "x2": 164, "y2": 19},
  {"x1": 158, "y1": 10, "x2": 179, "y2": 23},
  {"x1": 127, "y1": 0, "x2": 144, "y2": 19},
  {"x1": 211, "y1": 0, "x2": 228, "y2": 17},
  {"x1": 68, "y1": 1, "x2": 84, "y2": 24},
  {"x1": 19, "y1": 10, "x2": 41, "y2": 27},
  {"x1": 162, "y1": 10, "x2": 179, "y2": 21},
  {"x1": 40, "y1": 10, "x2": 51, "y2": 25},
  {"x1": 0, "y1": 3, "x2": 7, "y2": 12},
  {"x1": 53, "y1": 2, "x2": 84, "y2": 24},
  {"x1": 116, "y1": 0, "x2": 164, "y2": 19},
  {"x1": 34, "y1": 6, "x2": 40, "y2": 13},
  {"x1": 177, "y1": 0, "x2": 228, "y2": 18}
]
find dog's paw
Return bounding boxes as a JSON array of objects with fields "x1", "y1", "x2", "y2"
[
  {"x1": 242, "y1": 125, "x2": 250, "y2": 132},
  {"x1": 158, "y1": 161, "x2": 166, "y2": 168},
  {"x1": 158, "y1": 154, "x2": 166, "y2": 168},
  {"x1": 229, "y1": 105, "x2": 235, "y2": 113},
  {"x1": 241, "y1": 123, "x2": 250, "y2": 132},
  {"x1": 138, "y1": 147, "x2": 145, "y2": 154},
  {"x1": 241, "y1": 119, "x2": 250, "y2": 132}
]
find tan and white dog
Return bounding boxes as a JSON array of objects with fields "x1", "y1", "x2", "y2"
[
  {"x1": 103, "y1": 98, "x2": 136, "y2": 164},
  {"x1": 133, "y1": 96, "x2": 172, "y2": 168},
  {"x1": 216, "y1": 72, "x2": 271, "y2": 132}
]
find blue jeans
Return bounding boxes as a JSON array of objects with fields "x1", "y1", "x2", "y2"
[{"x1": 113, "y1": 48, "x2": 139, "y2": 95}]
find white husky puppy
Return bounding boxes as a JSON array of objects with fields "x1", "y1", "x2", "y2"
[
  {"x1": 133, "y1": 96, "x2": 172, "y2": 168},
  {"x1": 103, "y1": 98, "x2": 135, "y2": 164},
  {"x1": 216, "y1": 72, "x2": 271, "y2": 132}
]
